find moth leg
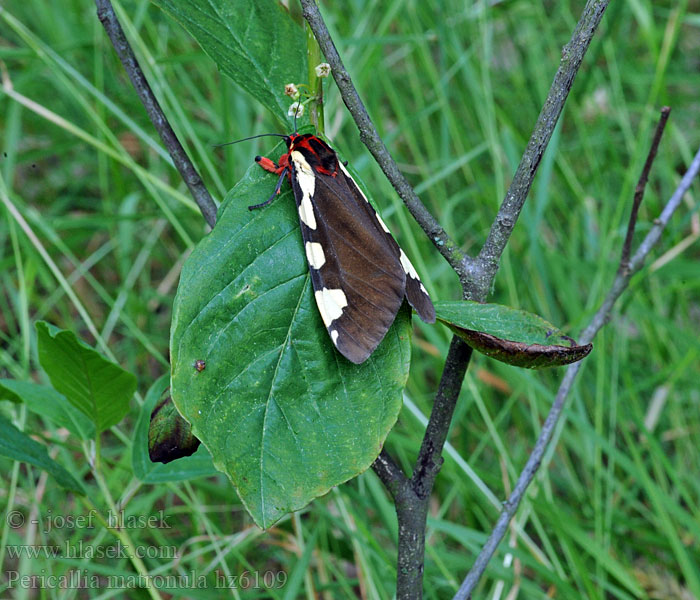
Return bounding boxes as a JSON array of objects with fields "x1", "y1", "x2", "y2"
[{"x1": 248, "y1": 167, "x2": 289, "y2": 210}]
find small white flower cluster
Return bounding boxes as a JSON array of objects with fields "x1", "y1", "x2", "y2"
[
  {"x1": 285, "y1": 83, "x2": 303, "y2": 117},
  {"x1": 288, "y1": 102, "x2": 304, "y2": 118},
  {"x1": 314, "y1": 63, "x2": 331, "y2": 78},
  {"x1": 284, "y1": 83, "x2": 299, "y2": 99},
  {"x1": 284, "y1": 64, "x2": 330, "y2": 117}
]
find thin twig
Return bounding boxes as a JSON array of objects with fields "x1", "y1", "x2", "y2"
[
  {"x1": 455, "y1": 360, "x2": 582, "y2": 600},
  {"x1": 454, "y1": 138, "x2": 700, "y2": 600},
  {"x1": 95, "y1": 0, "x2": 218, "y2": 228},
  {"x1": 464, "y1": 0, "x2": 611, "y2": 302},
  {"x1": 299, "y1": 0, "x2": 466, "y2": 280},
  {"x1": 619, "y1": 107, "x2": 672, "y2": 273},
  {"x1": 372, "y1": 449, "x2": 411, "y2": 501}
]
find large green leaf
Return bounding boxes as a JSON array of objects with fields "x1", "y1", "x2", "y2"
[
  {"x1": 0, "y1": 379, "x2": 95, "y2": 440},
  {"x1": 132, "y1": 374, "x2": 219, "y2": 483},
  {"x1": 152, "y1": 0, "x2": 306, "y2": 123},
  {"x1": 36, "y1": 322, "x2": 136, "y2": 433},
  {"x1": 435, "y1": 300, "x2": 592, "y2": 368},
  {"x1": 0, "y1": 415, "x2": 85, "y2": 494},
  {"x1": 170, "y1": 151, "x2": 411, "y2": 528}
]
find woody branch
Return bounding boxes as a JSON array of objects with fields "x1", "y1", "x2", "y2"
[
  {"x1": 455, "y1": 107, "x2": 700, "y2": 599},
  {"x1": 95, "y1": 0, "x2": 218, "y2": 228}
]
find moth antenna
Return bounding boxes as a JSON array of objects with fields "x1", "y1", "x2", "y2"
[{"x1": 214, "y1": 133, "x2": 288, "y2": 148}]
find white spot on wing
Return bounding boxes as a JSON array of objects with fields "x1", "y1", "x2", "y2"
[
  {"x1": 291, "y1": 150, "x2": 316, "y2": 229},
  {"x1": 314, "y1": 287, "x2": 348, "y2": 327},
  {"x1": 305, "y1": 242, "x2": 326, "y2": 269},
  {"x1": 399, "y1": 248, "x2": 420, "y2": 280},
  {"x1": 330, "y1": 330, "x2": 339, "y2": 345}
]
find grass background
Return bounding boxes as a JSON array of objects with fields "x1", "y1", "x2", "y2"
[{"x1": 1, "y1": 0, "x2": 699, "y2": 598}]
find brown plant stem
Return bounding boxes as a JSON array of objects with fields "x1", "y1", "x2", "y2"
[
  {"x1": 95, "y1": 0, "x2": 218, "y2": 228},
  {"x1": 456, "y1": 121, "x2": 698, "y2": 600},
  {"x1": 619, "y1": 106, "x2": 671, "y2": 273},
  {"x1": 464, "y1": 0, "x2": 611, "y2": 302}
]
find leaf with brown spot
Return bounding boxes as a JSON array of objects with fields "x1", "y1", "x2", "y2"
[{"x1": 435, "y1": 301, "x2": 592, "y2": 369}]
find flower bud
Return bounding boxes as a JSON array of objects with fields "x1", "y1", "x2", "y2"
[
  {"x1": 314, "y1": 63, "x2": 331, "y2": 78},
  {"x1": 288, "y1": 102, "x2": 305, "y2": 118},
  {"x1": 284, "y1": 83, "x2": 299, "y2": 98}
]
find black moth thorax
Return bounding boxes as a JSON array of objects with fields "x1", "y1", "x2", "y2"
[{"x1": 288, "y1": 134, "x2": 339, "y2": 176}]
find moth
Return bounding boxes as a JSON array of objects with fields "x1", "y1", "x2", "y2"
[{"x1": 251, "y1": 132, "x2": 435, "y2": 364}]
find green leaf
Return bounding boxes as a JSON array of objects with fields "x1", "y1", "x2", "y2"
[
  {"x1": 35, "y1": 322, "x2": 136, "y2": 433},
  {"x1": 0, "y1": 379, "x2": 95, "y2": 440},
  {"x1": 0, "y1": 381, "x2": 22, "y2": 403},
  {"x1": 132, "y1": 374, "x2": 219, "y2": 483},
  {"x1": 435, "y1": 300, "x2": 592, "y2": 369},
  {"x1": 152, "y1": 0, "x2": 306, "y2": 123},
  {"x1": 170, "y1": 153, "x2": 411, "y2": 528},
  {"x1": 0, "y1": 415, "x2": 85, "y2": 494}
]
